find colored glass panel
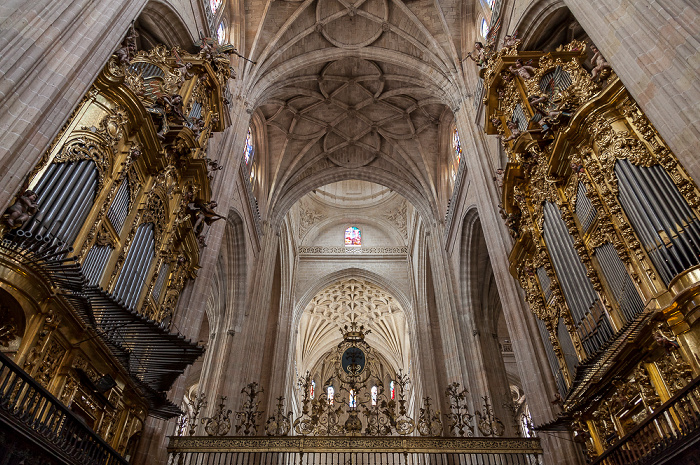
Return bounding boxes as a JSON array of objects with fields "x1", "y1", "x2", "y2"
[{"x1": 344, "y1": 226, "x2": 361, "y2": 246}]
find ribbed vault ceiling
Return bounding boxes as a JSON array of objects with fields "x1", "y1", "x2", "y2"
[
  {"x1": 297, "y1": 278, "x2": 409, "y2": 374},
  {"x1": 236, "y1": 0, "x2": 468, "y2": 222}
]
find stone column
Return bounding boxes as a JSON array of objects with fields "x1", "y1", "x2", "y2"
[
  {"x1": 0, "y1": 0, "x2": 149, "y2": 209},
  {"x1": 563, "y1": 0, "x2": 700, "y2": 181},
  {"x1": 454, "y1": 107, "x2": 583, "y2": 464}
]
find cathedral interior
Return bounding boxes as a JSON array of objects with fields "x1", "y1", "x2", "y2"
[{"x1": 1, "y1": 0, "x2": 699, "y2": 464}]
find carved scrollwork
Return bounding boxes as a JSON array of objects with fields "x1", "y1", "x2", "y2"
[{"x1": 53, "y1": 137, "x2": 111, "y2": 190}]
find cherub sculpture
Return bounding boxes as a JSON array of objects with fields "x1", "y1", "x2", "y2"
[
  {"x1": 509, "y1": 59, "x2": 537, "y2": 80},
  {"x1": 114, "y1": 27, "x2": 138, "y2": 66},
  {"x1": 502, "y1": 32, "x2": 521, "y2": 48},
  {"x1": 465, "y1": 41, "x2": 491, "y2": 68},
  {"x1": 654, "y1": 323, "x2": 680, "y2": 354},
  {"x1": 187, "y1": 199, "x2": 225, "y2": 237},
  {"x1": 590, "y1": 45, "x2": 612, "y2": 81},
  {"x1": 494, "y1": 168, "x2": 505, "y2": 188},
  {"x1": 4, "y1": 190, "x2": 38, "y2": 228},
  {"x1": 503, "y1": 121, "x2": 522, "y2": 142},
  {"x1": 528, "y1": 94, "x2": 572, "y2": 133}
]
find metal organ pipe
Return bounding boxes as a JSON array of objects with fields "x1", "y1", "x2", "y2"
[
  {"x1": 46, "y1": 164, "x2": 95, "y2": 239},
  {"x1": 35, "y1": 161, "x2": 92, "y2": 236},
  {"x1": 536, "y1": 318, "x2": 567, "y2": 397},
  {"x1": 24, "y1": 162, "x2": 71, "y2": 233},
  {"x1": 113, "y1": 225, "x2": 148, "y2": 300},
  {"x1": 543, "y1": 202, "x2": 613, "y2": 356},
  {"x1": 32, "y1": 163, "x2": 59, "y2": 197},
  {"x1": 644, "y1": 165, "x2": 700, "y2": 262},
  {"x1": 113, "y1": 224, "x2": 154, "y2": 309},
  {"x1": 122, "y1": 226, "x2": 154, "y2": 308},
  {"x1": 615, "y1": 160, "x2": 700, "y2": 283},
  {"x1": 56, "y1": 170, "x2": 98, "y2": 243}
]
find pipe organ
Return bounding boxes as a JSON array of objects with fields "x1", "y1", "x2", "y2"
[
  {"x1": 481, "y1": 40, "x2": 700, "y2": 459},
  {"x1": 0, "y1": 37, "x2": 232, "y2": 455}
]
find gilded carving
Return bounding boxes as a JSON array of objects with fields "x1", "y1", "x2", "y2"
[{"x1": 35, "y1": 339, "x2": 66, "y2": 388}]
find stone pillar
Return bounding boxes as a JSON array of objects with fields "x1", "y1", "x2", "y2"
[
  {"x1": 563, "y1": 0, "x2": 700, "y2": 181},
  {"x1": 0, "y1": 0, "x2": 149, "y2": 209},
  {"x1": 454, "y1": 107, "x2": 584, "y2": 464}
]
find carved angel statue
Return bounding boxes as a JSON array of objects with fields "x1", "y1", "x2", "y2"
[
  {"x1": 528, "y1": 94, "x2": 572, "y2": 133},
  {"x1": 494, "y1": 168, "x2": 505, "y2": 189},
  {"x1": 509, "y1": 59, "x2": 537, "y2": 80},
  {"x1": 465, "y1": 41, "x2": 493, "y2": 68},
  {"x1": 590, "y1": 45, "x2": 612, "y2": 81},
  {"x1": 502, "y1": 32, "x2": 521, "y2": 49},
  {"x1": 4, "y1": 190, "x2": 38, "y2": 228},
  {"x1": 187, "y1": 199, "x2": 225, "y2": 237},
  {"x1": 654, "y1": 323, "x2": 680, "y2": 354},
  {"x1": 503, "y1": 120, "x2": 522, "y2": 142},
  {"x1": 114, "y1": 26, "x2": 139, "y2": 66}
]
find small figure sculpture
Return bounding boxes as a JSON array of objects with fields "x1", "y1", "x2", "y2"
[
  {"x1": 114, "y1": 27, "x2": 138, "y2": 66},
  {"x1": 494, "y1": 168, "x2": 505, "y2": 189},
  {"x1": 465, "y1": 42, "x2": 491, "y2": 67},
  {"x1": 190, "y1": 117, "x2": 206, "y2": 139},
  {"x1": 152, "y1": 94, "x2": 186, "y2": 140},
  {"x1": 178, "y1": 61, "x2": 195, "y2": 81},
  {"x1": 590, "y1": 45, "x2": 612, "y2": 82},
  {"x1": 509, "y1": 59, "x2": 537, "y2": 80},
  {"x1": 164, "y1": 94, "x2": 186, "y2": 124},
  {"x1": 502, "y1": 32, "x2": 520, "y2": 48},
  {"x1": 551, "y1": 393, "x2": 563, "y2": 407},
  {"x1": 528, "y1": 94, "x2": 572, "y2": 133},
  {"x1": 570, "y1": 162, "x2": 585, "y2": 174},
  {"x1": 128, "y1": 146, "x2": 142, "y2": 163},
  {"x1": 490, "y1": 117, "x2": 502, "y2": 129},
  {"x1": 654, "y1": 323, "x2": 680, "y2": 354},
  {"x1": 187, "y1": 199, "x2": 225, "y2": 237},
  {"x1": 4, "y1": 190, "x2": 39, "y2": 228},
  {"x1": 503, "y1": 121, "x2": 522, "y2": 142}
]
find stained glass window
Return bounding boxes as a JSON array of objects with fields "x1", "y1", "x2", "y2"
[
  {"x1": 390, "y1": 381, "x2": 395, "y2": 400},
  {"x1": 243, "y1": 128, "x2": 254, "y2": 164},
  {"x1": 210, "y1": 0, "x2": 222, "y2": 13},
  {"x1": 349, "y1": 389, "x2": 357, "y2": 408},
  {"x1": 344, "y1": 226, "x2": 361, "y2": 246},
  {"x1": 371, "y1": 386, "x2": 378, "y2": 406},
  {"x1": 217, "y1": 23, "x2": 225, "y2": 44},
  {"x1": 480, "y1": 18, "x2": 489, "y2": 39},
  {"x1": 310, "y1": 380, "x2": 315, "y2": 399},
  {"x1": 452, "y1": 127, "x2": 462, "y2": 181},
  {"x1": 327, "y1": 386, "x2": 334, "y2": 405}
]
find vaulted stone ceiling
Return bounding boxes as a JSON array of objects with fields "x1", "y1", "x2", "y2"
[
  {"x1": 297, "y1": 278, "x2": 409, "y2": 374},
  {"x1": 236, "y1": 0, "x2": 469, "y2": 221},
  {"x1": 290, "y1": 179, "x2": 410, "y2": 245}
]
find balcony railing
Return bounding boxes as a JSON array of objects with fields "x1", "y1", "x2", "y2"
[
  {"x1": 592, "y1": 374, "x2": 700, "y2": 465},
  {"x1": 167, "y1": 436, "x2": 543, "y2": 465},
  {"x1": 0, "y1": 350, "x2": 128, "y2": 465}
]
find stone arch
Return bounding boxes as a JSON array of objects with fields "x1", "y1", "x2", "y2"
[
  {"x1": 270, "y1": 172, "x2": 435, "y2": 228},
  {"x1": 460, "y1": 206, "x2": 501, "y2": 332},
  {"x1": 295, "y1": 276, "x2": 411, "y2": 377},
  {"x1": 294, "y1": 268, "x2": 413, "y2": 329},
  {"x1": 136, "y1": 0, "x2": 196, "y2": 52},
  {"x1": 513, "y1": 0, "x2": 586, "y2": 52},
  {"x1": 221, "y1": 208, "x2": 248, "y2": 331},
  {"x1": 301, "y1": 214, "x2": 407, "y2": 248}
]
